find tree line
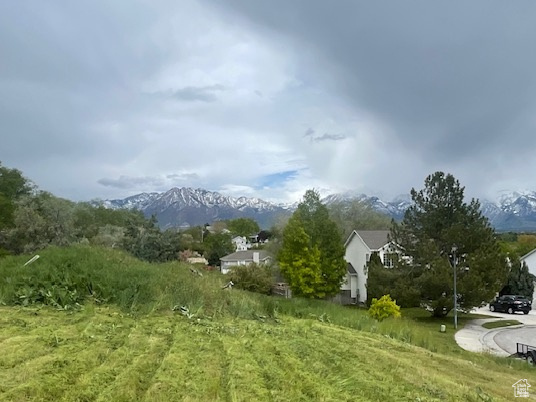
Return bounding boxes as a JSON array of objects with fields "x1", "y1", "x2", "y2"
[
  {"x1": 278, "y1": 172, "x2": 534, "y2": 317},
  {"x1": 0, "y1": 162, "x2": 263, "y2": 263}
]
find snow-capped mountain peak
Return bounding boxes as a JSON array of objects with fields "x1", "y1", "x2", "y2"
[{"x1": 93, "y1": 188, "x2": 536, "y2": 231}]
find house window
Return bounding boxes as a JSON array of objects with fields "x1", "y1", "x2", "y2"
[
  {"x1": 383, "y1": 253, "x2": 396, "y2": 268},
  {"x1": 366, "y1": 253, "x2": 370, "y2": 262}
]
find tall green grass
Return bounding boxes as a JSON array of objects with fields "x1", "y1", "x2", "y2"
[
  {"x1": 0, "y1": 245, "x2": 507, "y2": 362},
  {"x1": 0, "y1": 246, "x2": 229, "y2": 315}
]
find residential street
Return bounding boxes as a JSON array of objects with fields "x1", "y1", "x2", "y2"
[
  {"x1": 493, "y1": 327, "x2": 536, "y2": 355},
  {"x1": 455, "y1": 306, "x2": 536, "y2": 356}
]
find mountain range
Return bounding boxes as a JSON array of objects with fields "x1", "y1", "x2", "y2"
[{"x1": 94, "y1": 187, "x2": 536, "y2": 232}]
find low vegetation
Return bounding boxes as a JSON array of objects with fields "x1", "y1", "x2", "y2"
[
  {"x1": 368, "y1": 294, "x2": 401, "y2": 321},
  {"x1": 482, "y1": 320, "x2": 522, "y2": 329},
  {"x1": 0, "y1": 246, "x2": 534, "y2": 401}
]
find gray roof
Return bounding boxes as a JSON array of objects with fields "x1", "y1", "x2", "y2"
[
  {"x1": 220, "y1": 250, "x2": 272, "y2": 262},
  {"x1": 349, "y1": 230, "x2": 390, "y2": 250},
  {"x1": 347, "y1": 262, "x2": 357, "y2": 275}
]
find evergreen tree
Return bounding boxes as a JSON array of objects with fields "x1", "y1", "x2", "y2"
[
  {"x1": 278, "y1": 214, "x2": 323, "y2": 297},
  {"x1": 501, "y1": 256, "x2": 535, "y2": 298},
  {"x1": 279, "y1": 190, "x2": 346, "y2": 298},
  {"x1": 391, "y1": 172, "x2": 508, "y2": 316}
]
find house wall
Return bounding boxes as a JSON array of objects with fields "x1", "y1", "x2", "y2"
[
  {"x1": 220, "y1": 256, "x2": 272, "y2": 275},
  {"x1": 521, "y1": 250, "x2": 536, "y2": 305},
  {"x1": 221, "y1": 260, "x2": 247, "y2": 274},
  {"x1": 344, "y1": 236, "x2": 370, "y2": 304}
]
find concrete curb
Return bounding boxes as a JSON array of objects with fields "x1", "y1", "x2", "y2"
[{"x1": 454, "y1": 318, "x2": 523, "y2": 356}]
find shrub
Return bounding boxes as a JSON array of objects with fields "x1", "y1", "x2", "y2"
[
  {"x1": 229, "y1": 263, "x2": 275, "y2": 295},
  {"x1": 368, "y1": 294, "x2": 401, "y2": 321}
]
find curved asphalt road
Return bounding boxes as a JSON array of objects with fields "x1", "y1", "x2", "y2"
[
  {"x1": 493, "y1": 327, "x2": 536, "y2": 355},
  {"x1": 455, "y1": 307, "x2": 536, "y2": 356}
]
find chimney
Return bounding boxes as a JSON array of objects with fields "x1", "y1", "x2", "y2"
[{"x1": 253, "y1": 252, "x2": 260, "y2": 264}]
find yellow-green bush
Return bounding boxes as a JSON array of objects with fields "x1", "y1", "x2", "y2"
[{"x1": 368, "y1": 294, "x2": 401, "y2": 321}]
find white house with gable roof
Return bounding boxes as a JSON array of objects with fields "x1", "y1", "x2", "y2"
[{"x1": 338, "y1": 230, "x2": 399, "y2": 305}]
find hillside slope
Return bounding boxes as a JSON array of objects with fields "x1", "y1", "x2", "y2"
[
  {"x1": 0, "y1": 306, "x2": 531, "y2": 401},
  {"x1": 0, "y1": 246, "x2": 533, "y2": 401}
]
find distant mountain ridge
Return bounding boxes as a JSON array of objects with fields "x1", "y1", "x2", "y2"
[
  {"x1": 94, "y1": 187, "x2": 536, "y2": 232},
  {"x1": 96, "y1": 187, "x2": 290, "y2": 229}
]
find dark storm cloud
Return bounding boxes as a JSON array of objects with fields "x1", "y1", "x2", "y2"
[{"x1": 212, "y1": 0, "x2": 536, "y2": 164}]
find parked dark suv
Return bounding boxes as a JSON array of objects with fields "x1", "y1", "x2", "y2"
[{"x1": 489, "y1": 295, "x2": 532, "y2": 314}]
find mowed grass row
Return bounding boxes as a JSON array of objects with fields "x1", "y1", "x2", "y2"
[{"x1": 0, "y1": 305, "x2": 533, "y2": 401}]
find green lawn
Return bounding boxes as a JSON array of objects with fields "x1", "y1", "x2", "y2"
[
  {"x1": 0, "y1": 305, "x2": 533, "y2": 401},
  {"x1": 482, "y1": 320, "x2": 522, "y2": 329}
]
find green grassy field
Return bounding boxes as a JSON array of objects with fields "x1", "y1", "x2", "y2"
[{"x1": 0, "y1": 246, "x2": 534, "y2": 401}]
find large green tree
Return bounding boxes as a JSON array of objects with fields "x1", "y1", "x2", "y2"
[
  {"x1": 391, "y1": 172, "x2": 508, "y2": 317},
  {"x1": 4, "y1": 192, "x2": 76, "y2": 253},
  {"x1": 278, "y1": 189, "x2": 346, "y2": 298},
  {"x1": 0, "y1": 162, "x2": 33, "y2": 230},
  {"x1": 500, "y1": 256, "x2": 535, "y2": 299},
  {"x1": 226, "y1": 218, "x2": 260, "y2": 237},
  {"x1": 203, "y1": 232, "x2": 234, "y2": 266}
]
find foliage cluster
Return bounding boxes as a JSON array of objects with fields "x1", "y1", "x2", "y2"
[
  {"x1": 0, "y1": 161, "x2": 255, "y2": 265},
  {"x1": 0, "y1": 246, "x2": 234, "y2": 314},
  {"x1": 498, "y1": 232, "x2": 536, "y2": 257},
  {"x1": 377, "y1": 172, "x2": 509, "y2": 317},
  {"x1": 278, "y1": 190, "x2": 346, "y2": 299},
  {"x1": 368, "y1": 294, "x2": 401, "y2": 321},
  {"x1": 225, "y1": 217, "x2": 260, "y2": 237},
  {"x1": 500, "y1": 256, "x2": 535, "y2": 298},
  {"x1": 366, "y1": 253, "x2": 421, "y2": 307},
  {"x1": 229, "y1": 262, "x2": 275, "y2": 295}
]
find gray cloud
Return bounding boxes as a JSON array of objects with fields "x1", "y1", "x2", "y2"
[
  {"x1": 98, "y1": 176, "x2": 166, "y2": 189},
  {"x1": 314, "y1": 133, "x2": 346, "y2": 142},
  {"x1": 2, "y1": 0, "x2": 536, "y2": 204},
  {"x1": 166, "y1": 173, "x2": 200, "y2": 180},
  {"x1": 216, "y1": 4, "x2": 536, "y2": 150},
  {"x1": 303, "y1": 128, "x2": 315, "y2": 137},
  {"x1": 173, "y1": 85, "x2": 226, "y2": 102}
]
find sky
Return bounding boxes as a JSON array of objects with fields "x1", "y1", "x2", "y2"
[{"x1": 2, "y1": 1, "x2": 536, "y2": 204}]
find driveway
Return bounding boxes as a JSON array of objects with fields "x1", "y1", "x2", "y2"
[{"x1": 455, "y1": 305, "x2": 536, "y2": 356}]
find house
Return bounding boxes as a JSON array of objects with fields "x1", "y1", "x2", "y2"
[
  {"x1": 231, "y1": 236, "x2": 249, "y2": 251},
  {"x1": 220, "y1": 250, "x2": 273, "y2": 274},
  {"x1": 520, "y1": 248, "x2": 536, "y2": 304},
  {"x1": 339, "y1": 230, "x2": 399, "y2": 305}
]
